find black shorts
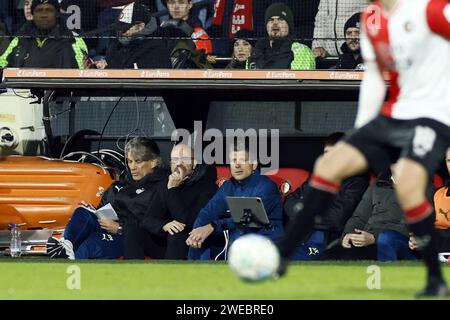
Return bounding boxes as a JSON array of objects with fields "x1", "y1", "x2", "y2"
[{"x1": 345, "y1": 116, "x2": 450, "y2": 176}]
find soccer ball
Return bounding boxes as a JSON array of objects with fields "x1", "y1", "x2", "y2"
[{"x1": 228, "y1": 234, "x2": 280, "y2": 281}]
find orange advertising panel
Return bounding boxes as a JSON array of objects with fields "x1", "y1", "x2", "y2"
[{"x1": 2, "y1": 69, "x2": 390, "y2": 81}]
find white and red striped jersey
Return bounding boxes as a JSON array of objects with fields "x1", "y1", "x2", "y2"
[{"x1": 360, "y1": 0, "x2": 450, "y2": 126}]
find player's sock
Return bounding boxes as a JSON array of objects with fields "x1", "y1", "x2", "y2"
[
  {"x1": 406, "y1": 201, "x2": 444, "y2": 286},
  {"x1": 278, "y1": 174, "x2": 339, "y2": 260}
]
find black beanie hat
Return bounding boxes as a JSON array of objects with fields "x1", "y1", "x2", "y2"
[
  {"x1": 233, "y1": 29, "x2": 257, "y2": 46},
  {"x1": 264, "y1": 3, "x2": 294, "y2": 33},
  {"x1": 31, "y1": 0, "x2": 60, "y2": 13},
  {"x1": 344, "y1": 12, "x2": 361, "y2": 34}
]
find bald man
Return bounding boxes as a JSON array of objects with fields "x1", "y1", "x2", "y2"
[{"x1": 162, "y1": 143, "x2": 218, "y2": 259}]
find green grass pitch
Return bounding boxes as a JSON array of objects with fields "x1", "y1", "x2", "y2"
[{"x1": 0, "y1": 260, "x2": 449, "y2": 300}]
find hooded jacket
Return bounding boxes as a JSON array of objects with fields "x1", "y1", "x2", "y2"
[
  {"x1": 98, "y1": 167, "x2": 169, "y2": 232},
  {"x1": 334, "y1": 42, "x2": 363, "y2": 70},
  {"x1": 193, "y1": 169, "x2": 284, "y2": 242},
  {"x1": 105, "y1": 22, "x2": 172, "y2": 69},
  {"x1": 251, "y1": 37, "x2": 315, "y2": 70},
  {"x1": 0, "y1": 20, "x2": 87, "y2": 68},
  {"x1": 159, "y1": 15, "x2": 212, "y2": 54}
]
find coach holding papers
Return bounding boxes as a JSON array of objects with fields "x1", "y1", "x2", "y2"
[{"x1": 46, "y1": 137, "x2": 167, "y2": 260}]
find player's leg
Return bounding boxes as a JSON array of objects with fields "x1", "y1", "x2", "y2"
[
  {"x1": 277, "y1": 141, "x2": 369, "y2": 260},
  {"x1": 47, "y1": 207, "x2": 99, "y2": 259},
  {"x1": 395, "y1": 157, "x2": 449, "y2": 296},
  {"x1": 63, "y1": 207, "x2": 102, "y2": 250},
  {"x1": 395, "y1": 119, "x2": 450, "y2": 297}
]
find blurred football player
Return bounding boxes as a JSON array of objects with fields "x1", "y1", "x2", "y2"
[{"x1": 277, "y1": 0, "x2": 450, "y2": 297}]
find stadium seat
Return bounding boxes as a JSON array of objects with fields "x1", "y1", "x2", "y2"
[
  {"x1": 216, "y1": 165, "x2": 232, "y2": 187},
  {"x1": 263, "y1": 168, "x2": 310, "y2": 199}
]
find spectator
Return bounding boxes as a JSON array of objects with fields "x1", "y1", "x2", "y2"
[
  {"x1": 160, "y1": 0, "x2": 212, "y2": 54},
  {"x1": 9, "y1": 0, "x2": 34, "y2": 36},
  {"x1": 151, "y1": 143, "x2": 218, "y2": 259},
  {"x1": 123, "y1": 142, "x2": 218, "y2": 259},
  {"x1": 23, "y1": 0, "x2": 34, "y2": 22},
  {"x1": 186, "y1": 142, "x2": 284, "y2": 260},
  {"x1": 0, "y1": 0, "x2": 88, "y2": 69},
  {"x1": 258, "y1": 0, "x2": 320, "y2": 43},
  {"x1": 312, "y1": 0, "x2": 367, "y2": 58},
  {"x1": 210, "y1": 0, "x2": 320, "y2": 56},
  {"x1": 47, "y1": 137, "x2": 166, "y2": 260},
  {"x1": 155, "y1": 0, "x2": 213, "y2": 30},
  {"x1": 284, "y1": 132, "x2": 369, "y2": 260},
  {"x1": 410, "y1": 148, "x2": 450, "y2": 256},
  {"x1": 333, "y1": 12, "x2": 364, "y2": 69},
  {"x1": 338, "y1": 170, "x2": 416, "y2": 261},
  {"x1": 225, "y1": 29, "x2": 256, "y2": 69},
  {"x1": 250, "y1": 3, "x2": 315, "y2": 70},
  {"x1": 102, "y1": 4, "x2": 171, "y2": 69}
]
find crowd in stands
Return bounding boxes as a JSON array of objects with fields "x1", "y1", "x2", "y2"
[
  {"x1": 0, "y1": 0, "x2": 368, "y2": 70},
  {"x1": 46, "y1": 134, "x2": 450, "y2": 262}
]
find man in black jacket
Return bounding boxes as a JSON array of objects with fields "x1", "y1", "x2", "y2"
[
  {"x1": 0, "y1": 0, "x2": 88, "y2": 69},
  {"x1": 164, "y1": 143, "x2": 217, "y2": 259},
  {"x1": 338, "y1": 170, "x2": 416, "y2": 261},
  {"x1": 47, "y1": 137, "x2": 166, "y2": 259},
  {"x1": 126, "y1": 143, "x2": 218, "y2": 260},
  {"x1": 334, "y1": 12, "x2": 364, "y2": 70},
  {"x1": 103, "y1": 4, "x2": 172, "y2": 69},
  {"x1": 284, "y1": 132, "x2": 369, "y2": 260},
  {"x1": 249, "y1": 3, "x2": 315, "y2": 70}
]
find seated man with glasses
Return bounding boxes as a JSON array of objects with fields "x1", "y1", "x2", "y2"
[{"x1": 128, "y1": 142, "x2": 218, "y2": 259}]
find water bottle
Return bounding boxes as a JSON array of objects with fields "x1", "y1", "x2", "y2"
[{"x1": 10, "y1": 224, "x2": 22, "y2": 258}]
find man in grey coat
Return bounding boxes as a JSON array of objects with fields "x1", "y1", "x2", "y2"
[{"x1": 336, "y1": 170, "x2": 417, "y2": 261}]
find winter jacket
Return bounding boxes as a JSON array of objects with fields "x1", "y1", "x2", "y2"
[
  {"x1": 99, "y1": 167, "x2": 169, "y2": 234},
  {"x1": 333, "y1": 42, "x2": 363, "y2": 69},
  {"x1": 159, "y1": 16, "x2": 212, "y2": 54},
  {"x1": 188, "y1": 16, "x2": 212, "y2": 54},
  {"x1": 105, "y1": 25, "x2": 172, "y2": 69},
  {"x1": 225, "y1": 59, "x2": 247, "y2": 70},
  {"x1": 284, "y1": 173, "x2": 368, "y2": 233},
  {"x1": 0, "y1": 20, "x2": 88, "y2": 68},
  {"x1": 161, "y1": 164, "x2": 218, "y2": 230},
  {"x1": 343, "y1": 175, "x2": 410, "y2": 239},
  {"x1": 312, "y1": 0, "x2": 367, "y2": 56},
  {"x1": 193, "y1": 169, "x2": 284, "y2": 242},
  {"x1": 250, "y1": 37, "x2": 315, "y2": 70}
]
